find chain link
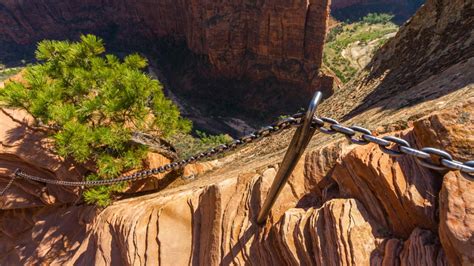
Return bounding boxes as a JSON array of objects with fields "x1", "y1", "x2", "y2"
[
  {"x1": 12, "y1": 112, "x2": 305, "y2": 188},
  {"x1": 4, "y1": 111, "x2": 474, "y2": 193},
  {"x1": 0, "y1": 174, "x2": 16, "y2": 196},
  {"x1": 309, "y1": 121, "x2": 474, "y2": 174}
]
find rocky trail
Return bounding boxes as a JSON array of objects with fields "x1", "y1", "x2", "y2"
[{"x1": 0, "y1": 0, "x2": 473, "y2": 265}]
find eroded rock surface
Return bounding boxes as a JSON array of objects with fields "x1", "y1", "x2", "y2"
[
  {"x1": 0, "y1": 108, "x2": 83, "y2": 208},
  {"x1": 0, "y1": 0, "x2": 472, "y2": 264},
  {"x1": 2, "y1": 95, "x2": 472, "y2": 265},
  {"x1": 439, "y1": 171, "x2": 474, "y2": 265},
  {"x1": 0, "y1": 0, "x2": 329, "y2": 88}
]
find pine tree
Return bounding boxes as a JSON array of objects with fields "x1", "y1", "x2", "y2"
[{"x1": 0, "y1": 35, "x2": 191, "y2": 206}]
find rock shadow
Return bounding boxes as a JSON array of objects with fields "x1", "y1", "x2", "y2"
[{"x1": 342, "y1": 2, "x2": 473, "y2": 121}]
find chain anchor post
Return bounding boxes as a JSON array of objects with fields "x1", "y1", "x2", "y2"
[{"x1": 257, "y1": 91, "x2": 322, "y2": 224}]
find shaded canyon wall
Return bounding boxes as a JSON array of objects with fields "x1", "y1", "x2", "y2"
[{"x1": 0, "y1": 0, "x2": 330, "y2": 88}]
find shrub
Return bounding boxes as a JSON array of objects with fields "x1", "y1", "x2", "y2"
[
  {"x1": 0, "y1": 34, "x2": 191, "y2": 206},
  {"x1": 362, "y1": 13, "x2": 394, "y2": 25},
  {"x1": 168, "y1": 131, "x2": 233, "y2": 160},
  {"x1": 326, "y1": 24, "x2": 344, "y2": 43},
  {"x1": 0, "y1": 67, "x2": 22, "y2": 82}
]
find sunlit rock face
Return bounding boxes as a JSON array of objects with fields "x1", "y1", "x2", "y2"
[{"x1": 2, "y1": 99, "x2": 471, "y2": 265}]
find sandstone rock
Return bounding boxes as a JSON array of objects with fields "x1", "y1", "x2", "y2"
[
  {"x1": 319, "y1": 0, "x2": 474, "y2": 120},
  {"x1": 0, "y1": 0, "x2": 472, "y2": 264},
  {"x1": 0, "y1": 108, "x2": 84, "y2": 209},
  {"x1": 331, "y1": 132, "x2": 440, "y2": 238},
  {"x1": 307, "y1": 198, "x2": 382, "y2": 265},
  {"x1": 182, "y1": 160, "x2": 219, "y2": 179},
  {"x1": 0, "y1": 171, "x2": 384, "y2": 265},
  {"x1": 399, "y1": 228, "x2": 447, "y2": 266},
  {"x1": 413, "y1": 98, "x2": 474, "y2": 162},
  {"x1": 303, "y1": 140, "x2": 347, "y2": 202},
  {"x1": 0, "y1": 0, "x2": 330, "y2": 88},
  {"x1": 0, "y1": 0, "x2": 335, "y2": 134},
  {"x1": 439, "y1": 171, "x2": 474, "y2": 265},
  {"x1": 270, "y1": 198, "x2": 384, "y2": 265},
  {"x1": 123, "y1": 151, "x2": 174, "y2": 193}
]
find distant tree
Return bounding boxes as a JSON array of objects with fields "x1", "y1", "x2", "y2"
[
  {"x1": 0, "y1": 34, "x2": 191, "y2": 206},
  {"x1": 326, "y1": 24, "x2": 344, "y2": 43},
  {"x1": 362, "y1": 13, "x2": 395, "y2": 25}
]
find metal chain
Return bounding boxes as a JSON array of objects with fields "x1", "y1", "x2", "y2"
[
  {"x1": 311, "y1": 117, "x2": 474, "y2": 174},
  {"x1": 5, "y1": 112, "x2": 474, "y2": 193},
  {"x1": 12, "y1": 113, "x2": 305, "y2": 187},
  {"x1": 0, "y1": 174, "x2": 16, "y2": 196}
]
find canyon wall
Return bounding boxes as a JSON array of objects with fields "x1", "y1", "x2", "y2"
[
  {"x1": 0, "y1": 0, "x2": 329, "y2": 87},
  {"x1": 319, "y1": 0, "x2": 473, "y2": 120},
  {"x1": 1, "y1": 87, "x2": 472, "y2": 265},
  {"x1": 0, "y1": 0, "x2": 333, "y2": 133},
  {"x1": 0, "y1": 0, "x2": 473, "y2": 264}
]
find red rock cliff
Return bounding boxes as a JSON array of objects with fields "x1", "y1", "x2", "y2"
[
  {"x1": 0, "y1": 0, "x2": 472, "y2": 264},
  {"x1": 0, "y1": 0, "x2": 329, "y2": 87}
]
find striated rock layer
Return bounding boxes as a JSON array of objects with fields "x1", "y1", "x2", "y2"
[
  {"x1": 0, "y1": 0, "x2": 473, "y2": 264},
  {"x1": 0, "y1": 0, "x2": 329, "y2": 88},
  {"x1": 2, "y1": 102, "x2": 471, "y2": 264},
  {"x1": 319, "y1": 0, "x2": 474, "y2": 121},
  {"x1": 0, "y1": 0, "x2": 334, "y2": 134}
]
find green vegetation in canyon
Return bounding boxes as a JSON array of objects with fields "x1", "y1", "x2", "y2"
[
  {"x1": 0, "y1": 64, "x2": 22, "y2": 82},
  {"x1": 323, "y1": 13, "x2": 398, "y2": 83},
  {"x1": 168, "y1": 131, "x2": 233, "y2": 160}
]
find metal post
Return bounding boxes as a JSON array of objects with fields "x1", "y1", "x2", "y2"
[{"x1": 257, "y1": 91, "x2": 322, "y2": 224}]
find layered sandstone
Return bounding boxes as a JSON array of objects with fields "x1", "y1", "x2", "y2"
[
  {"x1": 0, "y1": 0, "x2": 334, "y2": 133},
  {"x1": 0, "y1": 0, "x2": 329, "y2": 87},
  {"x1": 319, "y1": 0, "x2": 473, "y2": 121},
  {"x1": 0, "y1": 0, "x2": 473, "y2": 264},
  {"x1": 2, "y1": 100, "x2": 471, "y2": 265}
]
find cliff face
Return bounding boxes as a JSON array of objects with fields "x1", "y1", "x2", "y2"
[
  {"x1": 319, "y1": 0, "x2": 473, "y2": 121},
  {"x1": 1, "y1": 0, "x2": 473, "y2": 264},
  {"x1": 0, "y1": 0, "x2": 329, "y2": 87},
  {"x1": 1, "y1": 98, "x2": 472, "y2": 265},
  {"x1": 0, "y1": 0, "x2": 333, "y2": 134}
]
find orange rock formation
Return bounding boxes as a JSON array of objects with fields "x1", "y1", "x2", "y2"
[
  {"x1": 0, "y1": 0, "x2": 473, "y2": 264},
  {"x1": 0, "y1": 0, "x2": 330, "y2": 88}
]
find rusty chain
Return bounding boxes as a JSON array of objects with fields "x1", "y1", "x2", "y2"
[{"x1": 2, "y1": 95, "x2": 473, "y2": 196}]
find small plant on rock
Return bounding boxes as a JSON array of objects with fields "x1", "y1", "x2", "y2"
[{"x1": 0, "y1": 35, "x2": 191, "y2": 206}]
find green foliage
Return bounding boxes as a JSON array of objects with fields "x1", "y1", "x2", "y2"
[
  {"x1": 0, "y1": 67, "x2": 21, "y2": 82},
  {"x1": 0, "y1": 34, "x2": 191, "y2": 206},
  {"x1": 326, "y1": 24, "x2": 344, "y2": 43},
  {"x1": 168, "y1": 131, "x2": 233, "y2": 160},
  {"x1": 323, "y1": 18, "x2": 398, "y2": 83},
  {"x1": 362, "y1": 13, "x2": 395, "y2": 25}
]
